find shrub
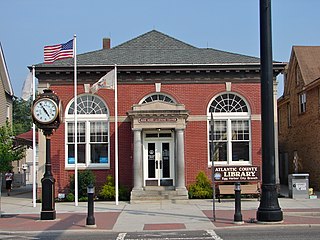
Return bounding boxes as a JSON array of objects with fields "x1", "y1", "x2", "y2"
[
  {"x1": 69, "y1": 170, "x2": 96, "y2": 198},
  {"x1": 99, "y1": 175, "x2": 115, "y2": 200},
  {"x1": 119, "y1": 185, "x2": 130, "y2": 201},
  {"x1": 66, "y1": 193, "x2": 75, "y2": 202},
  {"x1": 188, "y1": 171, "x2": 213, "y2": 199},
  {"x1": 99, "y1": 175, "x2": 130, "y2": 201}
]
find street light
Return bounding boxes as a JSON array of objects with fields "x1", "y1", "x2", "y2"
[{"x1": 256, "y1": 0, "x2": 283, "y2": 222}]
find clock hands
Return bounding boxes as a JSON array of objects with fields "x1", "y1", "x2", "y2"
[{"x1": 40, "y1": 103, "x2": 51, "y2": 117}]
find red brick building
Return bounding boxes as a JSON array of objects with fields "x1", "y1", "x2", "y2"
[
  {"x1": 33, "y1": 30, "x2": 284, "y2": 200},
  {"x1": 278, "y1": 46, "x2": 320, "y2": 190}
]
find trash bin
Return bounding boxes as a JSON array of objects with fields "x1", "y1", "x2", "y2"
[{"x1": 288, "y1": 173, "x2": 309, "y2": 199}]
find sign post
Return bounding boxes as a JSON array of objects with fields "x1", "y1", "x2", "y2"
[{"x1": 210, "y1": 111, "x2": 216, "y2": 221}]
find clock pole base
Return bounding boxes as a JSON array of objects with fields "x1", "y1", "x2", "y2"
[
  {"x1": 41, "y1": 176, "x2": 56, "y2": 220},
  {"x1": 41, "y1": 210, "x2": 56, "y2": 220}
]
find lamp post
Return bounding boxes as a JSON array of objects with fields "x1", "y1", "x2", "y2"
[{"x1": 256, "y1": 0, "x2": 283, "y2": 222}]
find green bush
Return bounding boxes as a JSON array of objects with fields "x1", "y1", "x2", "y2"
[
  {"x1": 99, "y1": 175, "x2": 130, "y2": 201},
  {"x1": 69, "y1": 170, "x2": 96, "y2": 198},
  {"x1": 66, "y1": 193, "x2": 75, "y2": 202},
  {"x1": 119, "y1": 185, "x2": 130, "y2": 201},
  {"x1": 99, "y1": 175, "x2": 115, "y2": 200},
  {"x1": 188, "y1": 171, "x2": 213, "y2": 199}
]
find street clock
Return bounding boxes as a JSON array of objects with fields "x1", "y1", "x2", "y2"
[{"x1": 32, "y1": 89, "x2": 62, "y2": 131}]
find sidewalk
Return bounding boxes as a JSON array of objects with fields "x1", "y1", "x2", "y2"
[{"x1": 0, "y1": 185, "x2": 320, "y2": 232}]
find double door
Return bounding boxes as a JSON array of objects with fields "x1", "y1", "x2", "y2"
[{"x1": 144, "y1": 134, "x2": 174, "y2": 186}]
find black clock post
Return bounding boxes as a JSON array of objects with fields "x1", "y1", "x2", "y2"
[
  {"x1": 41, "y1": 128, "x2": 56, "y2": 220},
  {"x1": 32, "y1": 89, "x2": 62, "y2": 220}
]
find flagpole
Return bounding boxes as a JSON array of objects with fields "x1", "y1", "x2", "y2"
[
  {"x1": 74, "y1": 34, "x2": 78, "y2": 206},
  {"x1": 32, "y1": 65, "x2": 36, "y2": 208},
  {"x1": 115, "y1": 64, "x2": 119, "y2": 205}
]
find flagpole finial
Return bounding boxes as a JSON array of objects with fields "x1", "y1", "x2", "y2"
[{"x1": 74, "y1": 34, "x2": 76, "y2": 38}]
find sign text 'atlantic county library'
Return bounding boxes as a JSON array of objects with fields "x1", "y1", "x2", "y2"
[{"x1": 213, "y1": 166, "x2": 260, "y2": 182}]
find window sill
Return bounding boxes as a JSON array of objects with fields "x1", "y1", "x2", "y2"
[
  {"x1": 65, "y1": 165, "x2": 110, "y2": 170},
  {"x1": 209, "y1": 161, "x2": 251, "y2": 168}
]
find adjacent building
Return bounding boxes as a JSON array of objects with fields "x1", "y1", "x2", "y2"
[
  {"x1": 0, "y1": 43, "x2": 14, "y2": 125},
  {"x1": 33, "y1": 30, "x2": 285, "y2": 200},
  {"x1": 278, "y1": 46, "x2": 320, "y2": 190}
]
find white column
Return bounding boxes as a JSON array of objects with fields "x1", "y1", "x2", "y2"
[
  {"x1": 133, "y1": 129, "x2": 143, "y2": 190},
  {"x1": 176, "y1": 128, "x2": 186, "y2": 189}
]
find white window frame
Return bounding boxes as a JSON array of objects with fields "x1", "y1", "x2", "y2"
[
  {"x1": 299, "y1": 92, "x2": 306, "y2": 114},
  {"x1": 208, "y1": 93, "x2": 251, "y2": 166},
  {"x1": 139, "y1": 93, "x2": 176, "y2": 104},
  {"x1": 65, "y1": 94, "x2": 110, "y2": 170}
]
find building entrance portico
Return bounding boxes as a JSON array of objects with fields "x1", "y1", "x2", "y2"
[{"x1": 127, "y1": 101, "x2": 189, "y2": 201}]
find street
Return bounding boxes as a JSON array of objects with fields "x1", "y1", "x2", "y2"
[{"x1": 1, "y1": 226, "x2": 320, "y2": 240}]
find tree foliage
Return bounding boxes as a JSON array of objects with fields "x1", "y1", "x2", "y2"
[
  {"x1": 12, "y1": 97, "x2": 33, "y2": 135},
  {"x1": 69, "y1": 170, "x2": 96, "y2": 198},
  {"x1": 0, "y1": 122, "x2": 25, "y2": 172}
]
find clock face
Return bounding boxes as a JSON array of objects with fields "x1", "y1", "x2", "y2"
[{"x1": 33, "y1": 98, "x2": 59, "y2": 124}]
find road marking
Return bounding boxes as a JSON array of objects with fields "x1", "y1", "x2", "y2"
[
  {"x1": 0, "y1": 234, "x2": 39, "y2": 240},
  {"x1": 207, "y1": 230, "x2": 224, "y2": 240},
  {"x1": 116, "y1": 232, "x2": 127, "y2": 240}
]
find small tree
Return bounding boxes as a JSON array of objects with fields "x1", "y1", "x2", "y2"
[{"x1": 0, "y1": 122, "x2": 25, "y2": 173}]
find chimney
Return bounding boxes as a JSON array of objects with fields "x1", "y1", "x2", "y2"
[{"x1": 103, "y1": 38, "x2": 111, "y2": 49}]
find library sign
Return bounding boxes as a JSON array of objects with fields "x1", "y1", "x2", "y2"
[{"x1": 213, "y1": 166, "x2": 260, "y2": 182}]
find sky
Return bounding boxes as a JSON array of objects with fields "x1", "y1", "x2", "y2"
[{"x1": 1, "y1": 0, "x2": 320, "y2": 98}]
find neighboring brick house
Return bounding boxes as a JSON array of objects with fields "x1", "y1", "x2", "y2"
[
  {"x1": 0, "y1": 43, "x2": 14, "y2": 125},
  {"x1": 33, "y1": 30, "x2": 284, "y2": 200},
  {"x1": 278, "y1": 46, "x2": 320, "y2": 190}
]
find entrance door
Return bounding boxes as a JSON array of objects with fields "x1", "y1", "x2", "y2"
[{"x1": 144, "y1": 132, "x2": 174, "y2": 186}]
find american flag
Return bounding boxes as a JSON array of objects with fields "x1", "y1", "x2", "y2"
[{"x1": 44, "y1": 39, "x2": 74, "y2": 63}]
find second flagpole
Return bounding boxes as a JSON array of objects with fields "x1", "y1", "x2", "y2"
[
  {"x1": 115, "y1": 64, "x2": 119, "y2": 205},
  {"x1": 74, "y1": 34, "x2": 78, "y2": 207}
]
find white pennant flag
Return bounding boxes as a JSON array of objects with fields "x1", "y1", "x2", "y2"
[
  {"x1": 21, "y1": 71, "x2": 33, "y2": 101},
  {"x1": 91, "y1": 69, "x2": 115, "y2": 93}
]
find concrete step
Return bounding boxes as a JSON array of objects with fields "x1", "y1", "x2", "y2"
[{"x1": 130, "y1": 188, "x2": 189, "y2": 202}]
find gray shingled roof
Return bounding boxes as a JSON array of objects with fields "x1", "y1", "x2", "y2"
[{"x1": 36, "y1": 30, "x2": 260, "y2": 67}]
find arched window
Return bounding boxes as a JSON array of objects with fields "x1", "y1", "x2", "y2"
[
  {"x1": 209, "y1": 93, "x2": 248, "y2": 113},
  {"x1": 65, "y1": 94, "x2": 110, "y2": 168},
  {"x1": 140, "y1": 93, "x2": 176, "y2": 104},
  {"x1": 208, "y1": 93, "x2": 251, "y2": 165}
]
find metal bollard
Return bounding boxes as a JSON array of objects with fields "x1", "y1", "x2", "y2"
[
  {"x1": 234, "y1": 182, "x2": 244, "y2": 224},
  {"x1": 86, "y1": 183, "x2": 96, "y2": 228}
]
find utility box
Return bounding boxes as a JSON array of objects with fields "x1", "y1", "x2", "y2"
[{"x1": 288, "y1": 173, "x2": 309, "y2": 199}]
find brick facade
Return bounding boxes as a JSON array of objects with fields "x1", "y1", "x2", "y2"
[
  {"x1": 278, "y1": 46, "x2": 320, "y2": 190},
  {"x1": 45, "y1": 79, "x2": 263, "y2": 195}
]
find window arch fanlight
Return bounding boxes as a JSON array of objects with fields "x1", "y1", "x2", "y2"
[
  {"x1": 208, "y1": 92, "x2": 251, "y2": 166},
  {"x1": 67, "y1": 95, "x2": 108, "y2": 115},
  {"x1": 140, "y1": 93, "x2": 176, "y2": 104},
  {"x1": 209, "y1": 93, "x2": 248, "y2": 113},
  {"x1": 65, "y1": 94, "x2": 110, "y2": 169}
]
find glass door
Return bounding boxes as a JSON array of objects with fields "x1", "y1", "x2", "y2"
[{"x1": 144, "y1": 133, "x2": 174, "y2": 186}]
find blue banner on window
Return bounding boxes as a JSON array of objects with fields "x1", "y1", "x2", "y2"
[
  {"x1": 99, "y1": 157, "x2": 108, "y2": 163},
  {"x1": 68, "y1": 157, "x2": 75, "y2": 164}
]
